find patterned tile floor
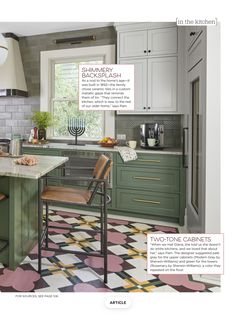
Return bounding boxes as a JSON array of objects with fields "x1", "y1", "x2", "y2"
[{"x1": 0, "y1": 209, "x2": 220, "y2": 292}]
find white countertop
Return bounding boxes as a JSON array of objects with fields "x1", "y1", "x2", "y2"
[
  {"x1": 0, "y1": 155, "x2": 68, "y2": 179},
  {"x1": 23, "y1": 143, "x2": 182, "y2": 155}
]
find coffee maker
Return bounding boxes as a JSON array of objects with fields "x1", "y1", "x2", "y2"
[{"x1": 140, "y1": 123, "x2": 164, "y2": 149}]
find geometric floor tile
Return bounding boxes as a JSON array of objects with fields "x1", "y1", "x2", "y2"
[{"x1": 0, "y1": 209, "x2": 221, "y2": 292}]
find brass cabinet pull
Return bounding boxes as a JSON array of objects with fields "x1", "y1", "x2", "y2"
[
  {"x1": 133, "y1": 176, "x2": 160, "y2": 181},
  {"x1": 139, "y1": 159, "x2": 161, "y2": 163},
  {"x1": 133, "y1": 198, "x2": 161, "y2": 205}
]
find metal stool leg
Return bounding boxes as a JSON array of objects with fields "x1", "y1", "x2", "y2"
[
  {"x1": 100, "y1": 191, "x2": 104, "y2": 254},
  {"x1": 45, "y1": 203, "x2": 49, "y2": 248},
  {"x1": 103, "y1": 182, "x2": 108, "y2": 284},
  {"x1": 38, "y1": 179, "x2": 42, "y2": 274}
]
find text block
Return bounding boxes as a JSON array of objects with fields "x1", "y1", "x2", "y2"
[
  {"x1": 79, "y1": 64, "x2": 134, "y2": 111},
  {"x1": 147, "y1": 234, "x2": 223, "y2": 274}
]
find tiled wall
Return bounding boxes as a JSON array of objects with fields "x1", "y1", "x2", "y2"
[
  {"x1": 0, "y1": 26, "x2": 182, "y2": 146},
  {"x1": 115, "y1": 114, "x2": 181, "y2": 147},
  {"x1": 0, "y1": 26, "x2": 117, "y2": 139}
]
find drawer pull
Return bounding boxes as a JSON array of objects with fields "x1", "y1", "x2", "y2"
[
  {"x1": 140, "y1": 159, "x2": 161, "y2": 163},
  {"x1": 133, "y1": 176, "x2": 160, "y2": 181},
  {"x1": 133, "y1": 198, "x2": 161, "y2": 205}
]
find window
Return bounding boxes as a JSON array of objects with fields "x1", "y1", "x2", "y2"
[
  {"x1": 40, "y1": 45, "x2": 115, "y2": 140},
  {"x1": 52, "y1": 59, "x2": 104, "y2": 139}
]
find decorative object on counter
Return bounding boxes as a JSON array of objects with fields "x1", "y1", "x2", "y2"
[
  {"x1": 117, "y1": 146, "x2": 138, "y2": 163},
  {"x1": 68, "y1": 117, "x2": 85, "y2": 145},
  {"x1": 0, "y1": 34, "x2": 8, "y2": 65},
  {"x1": 31, "y1": 112, "x2": 53, "y2": 141},
  {"x1": 15, "y1": 155, "x2": 38, "y2": 166},
  {"x1": 9, "y1": 136, "x2": 23, "y2": 157},
  {"x1": 98, "y1": 137, "x2": 118, "y2": 147},
  {"x1": 126, "y1": 140, "x2": 137, "y2": 149}
]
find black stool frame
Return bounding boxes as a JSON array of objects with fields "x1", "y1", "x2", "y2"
[{"x1": 38, "y1": 162, "x2": 111, "y2": 284}]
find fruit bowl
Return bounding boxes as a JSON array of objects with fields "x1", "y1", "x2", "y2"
[
  {"x1": 98, "y1": 137, "x2": 118, "y2": 147},
  {"x1": 99, "y1": 142, "x2": 117, "y2": 147}
]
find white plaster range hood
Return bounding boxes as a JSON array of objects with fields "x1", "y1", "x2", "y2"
[{"x1": 0, "y1": 33, "x2": 28, "y2": 97}]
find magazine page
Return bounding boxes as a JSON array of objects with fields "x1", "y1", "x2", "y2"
[{"x1": 0, "y1": 0, "x2": 234, "y2": 313}]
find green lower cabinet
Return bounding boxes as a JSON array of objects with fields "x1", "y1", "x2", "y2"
[
  {"x1": 116, "y1": 165, "x2": 180, "y2": 193},
  {"x1": 116, "y1": 188, "x2": 179, "y2": 218},
  {"x1": 22, "y1": 147, "x2": 186, "y2": 225},
  {"x1": 116, "y1": 152, "x2": 180, "y2": 168}
]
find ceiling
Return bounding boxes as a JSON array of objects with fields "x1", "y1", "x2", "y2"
[{"x1": 0, "y1": 22, "x2": 114, "y2": 37}]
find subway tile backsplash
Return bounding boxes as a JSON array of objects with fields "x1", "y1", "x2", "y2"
[
  {"x1": 0, "y1": 98, "x2": 36, "y2": 139},
  {"x1": 115, "y1": 114, "x2": 182, "y2": 148}
]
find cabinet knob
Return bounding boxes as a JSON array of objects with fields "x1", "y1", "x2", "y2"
[
  {"x1": 144, "y1": 50, "x2": 147, "y2": 53},
  {"x1": 148, "y1": 50, "x2": 151, "y2": 53},
  {"x1": 190, "y1": 32, "x2": 196, "y2": 36},
  {"x1": 148, "y1": 107, "x2": 151, "y2": 109},
  {"x1": 143, "y1": 107, "x2": 146, "y2": 109}
]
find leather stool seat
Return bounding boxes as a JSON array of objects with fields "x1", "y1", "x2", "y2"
[{"x1": 41, "y1": 186, "x2": 91, "y2": 204}]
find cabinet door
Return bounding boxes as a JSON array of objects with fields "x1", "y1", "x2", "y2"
[
  {"x1": 148, "y1": 27, "x2": 177, "y2": 56},
  {"x1": 119, "y1": 30, "x2": 147, "y2": 58},
  {"x1": 186, "y1": 26, "x2": 205, "y2": 50},
  {"x1": 148, "y1": 57, "x2": 177, "y2": 112},
  {"x1": 119, "y1": 58, "x2": 147, "y2": 113}
]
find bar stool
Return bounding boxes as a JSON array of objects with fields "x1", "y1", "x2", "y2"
[
  {"x1": 38, "y1": 154, "x2": 112, "y2": 283},
  {"x1": 0, "y1": 193, "x2": 8, "y2": 254}
]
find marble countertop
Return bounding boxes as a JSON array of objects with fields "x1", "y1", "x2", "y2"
[
  {"x1": 0, "y1": 155, "x2": 68, "y2": 179},
  {"x1": 23, "y1": 143, "x2": 182, "y2": 155}
]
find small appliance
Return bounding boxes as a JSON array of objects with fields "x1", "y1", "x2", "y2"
[
  {"x1": 0, "y1": 139, "x2": 10, "y2": 153},
  {"x1": 140, "y1": 123, "x2": 164, "y2": 149}
]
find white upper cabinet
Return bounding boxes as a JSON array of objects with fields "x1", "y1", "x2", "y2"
[
  {"x1": 148, "y1": 57, "x2": 177, "y2": 112},
  {"x1": 119, "y1": 31, "x2": 147, "y2": 58},
  {"x1": 147, "y1": 28, "x2": 177, "y2": 56},
  {"x1": 119, "y1": 27, "x2": 177, "y2": 58},
  {"x1": 115, "y1": 23, "x2": 181, "y2": 114}
]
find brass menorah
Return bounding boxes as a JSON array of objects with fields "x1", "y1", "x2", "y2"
[{"x1": 68, "y1": 117, "x2": 85, "y2": 145}]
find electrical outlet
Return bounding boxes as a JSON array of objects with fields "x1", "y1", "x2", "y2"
[{"x1": 117, "y1": 134, "x2": 126, "y2": 140}]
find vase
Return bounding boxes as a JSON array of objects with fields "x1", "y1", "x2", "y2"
[{"x1": 38, "y1": 128, "x2": 46, "y2": 140}]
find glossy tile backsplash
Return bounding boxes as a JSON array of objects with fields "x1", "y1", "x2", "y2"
[{"x1": 115, "y1": 114, "x2": 182, "y2": 148}]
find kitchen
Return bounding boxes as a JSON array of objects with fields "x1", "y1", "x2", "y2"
[{"x1": 0, "y1": 22, "x2": 220, "y2": 292}]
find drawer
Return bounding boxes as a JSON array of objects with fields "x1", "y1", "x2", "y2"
[
  {"x1": 116, "y1": 166, "x2": 179, "y2": 192},
  {"x1": 23, "y1": 148, "x2": 60, "y2": 156},
  {"x1": 117, "y1": 188, "x2": 179, "y2": 218},
  {"x1": 116, "y1": 153, "x2": 180, "y2": 168}
]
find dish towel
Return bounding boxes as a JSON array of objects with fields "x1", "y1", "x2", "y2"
[{"x1": 117, "y1": 146, "x2": 138, "y2": 163}]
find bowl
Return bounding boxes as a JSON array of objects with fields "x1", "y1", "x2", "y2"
[{"x1": 98, "y1": 141, "x2": 118, "y2": 147}]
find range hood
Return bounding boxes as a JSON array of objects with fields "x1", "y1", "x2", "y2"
[{"x1": 0, "y1": 33, "x2": 28, "y2": 97}]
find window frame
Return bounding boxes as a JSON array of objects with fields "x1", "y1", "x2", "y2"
[{"x1": 40, "y1": 44, "x2": 115, "y2": 140}]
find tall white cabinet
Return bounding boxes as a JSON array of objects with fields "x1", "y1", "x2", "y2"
[{"x1": 115, "y1": 22, "x2": 183, "y2": 114}]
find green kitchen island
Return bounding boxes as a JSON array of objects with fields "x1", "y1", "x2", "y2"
[{"x1": 0, "y1": 155, "x2": 68, "y2": 269}]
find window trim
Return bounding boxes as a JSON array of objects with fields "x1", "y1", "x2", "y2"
[{"x1": 40, "y1": 44, "x2": 115, "y2": 140}]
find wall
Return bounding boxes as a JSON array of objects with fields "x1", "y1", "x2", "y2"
[{"x1": 0, "y1": 26, "x2": 181, "y2": 146}]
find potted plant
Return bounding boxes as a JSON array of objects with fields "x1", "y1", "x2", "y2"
[{"x1": 31, "y1": 111, "x2": 53, "y2": 141}]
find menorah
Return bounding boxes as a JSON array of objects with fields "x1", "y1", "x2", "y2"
[{"x1": 68, "y1": 117, "x2": 86, "y2": 145}]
